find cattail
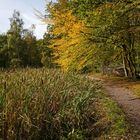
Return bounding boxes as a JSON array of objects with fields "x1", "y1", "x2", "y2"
[
  {"x1": 21, "y1": 76, "x2": 25, "y2": 82},
  {"x1": 4, "y1": 81, "x2": 7, "y2": 89},
  {"x1": 41, "y1": 78, "x2": 44, "y2": 85}
]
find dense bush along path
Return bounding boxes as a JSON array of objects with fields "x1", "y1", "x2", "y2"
[{"x1": 89, "y1": 76, "x2": 140, "y2": 137}]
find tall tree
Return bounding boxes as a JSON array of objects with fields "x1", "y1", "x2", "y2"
[
  {"x1": 83, "y1": 0, "x2": 140, "y2": 79},
  {"x1": 46, "y1": 0, "x2": 140, "y2": 78},
  {"x1": 45, "y1": 1, "x2": 92, "y2": 72},
  {"x1": 22, "y1": 27, "x2": 42, "y2": 67},
  {"x1": 37, "y1": 32, "x2": 54, "y2": 68},
  {"x1": 7, "y1": 10, "x2": 24, "y2": 67}
]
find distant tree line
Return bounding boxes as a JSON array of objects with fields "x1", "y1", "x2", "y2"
[{"x1": 0, "y1": 10, "x2": 54, "y2": 68}]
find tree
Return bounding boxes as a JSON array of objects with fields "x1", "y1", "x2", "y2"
[
  {"x1": 37, "y1": 32, "x2": 54, "y2": 68},
  {"x1": 45, "y1": 1, "x2": 91, "y2": 72},
  {"x1": 83, "y1": 0, "x2": 140, "y2": 79},
  {"x1": 46, "y1": 0, "x2": 140, "y2": 79},
  {"x1": 7, "y1": 10, "x2": 24, "y2": 67},
  {"x1": 22, "y1": 27, "x2": 42, "y2": 67}
]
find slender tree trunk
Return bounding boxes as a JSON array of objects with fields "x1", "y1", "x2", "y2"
[{"x1": 122, "y1": 53, "x2": 128, "y2": 77}]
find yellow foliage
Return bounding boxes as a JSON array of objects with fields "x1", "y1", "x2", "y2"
[{"x1": 46, "y1": 4, "x2": 87, "y2": 71}]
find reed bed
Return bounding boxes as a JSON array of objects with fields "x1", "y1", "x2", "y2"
[{"x1": 0, "y1": 68, "x2": 127, "y2": 140}]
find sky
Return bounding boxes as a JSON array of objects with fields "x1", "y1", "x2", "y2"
[{"x1": 0, "y1": 0, "x2": 51, "y2": 38}]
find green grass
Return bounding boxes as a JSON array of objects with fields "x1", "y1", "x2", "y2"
[{"x1": 0, "y1": 68, "x2": 128, "y2": 139}]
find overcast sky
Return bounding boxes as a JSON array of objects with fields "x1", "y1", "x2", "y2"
[{"x1": 0, "y1": 0, "x2": 51, "y2": 38}]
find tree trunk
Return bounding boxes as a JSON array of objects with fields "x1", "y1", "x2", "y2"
[
  {"x1": 122, "y1": 53, "x2": 128, "y2": 77},
  {"x1": 122, "y1": 44, "x2": 136, "y2": 80}
]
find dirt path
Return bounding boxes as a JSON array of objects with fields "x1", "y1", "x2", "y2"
[{"x1": 89, "y1": 76, "x2": 140, "y2": 137}]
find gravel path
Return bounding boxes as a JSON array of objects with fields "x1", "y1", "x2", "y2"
[{"x1": 89, "y1": 76, "x2": 140, "y2": 138}]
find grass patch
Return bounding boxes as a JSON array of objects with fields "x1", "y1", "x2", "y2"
[
  {"x1": 0, "y1": 68, "x2": 128, "y2": 139},
  {"x1": 91, "y1": 90, "x2": 128, "y2": 139},
  {"x1": 130, "y1": 84, "x2": 140, "y2": 98}
]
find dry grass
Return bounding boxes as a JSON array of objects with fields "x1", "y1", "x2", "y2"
[
  {"x1": 130, "y1": 84, "x2": 140, "y2": 98},
  {"x1": 0, "y1": 68, "x2": 127, "y2": 139}
]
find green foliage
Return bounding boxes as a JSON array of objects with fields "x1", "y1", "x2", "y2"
[
  {"x1": 10, "y1": 58, "x2": 22, "y2": 68},
  {"x1": 7, "y1": 10, "x2": 23, "y2": 60},
  {"x1": 0, "y1": 69, "x2": 127, "y2": 139},
  {"x1": 0, "y1": 34, "x2": 8, "y2": 67},
  {"x1": 45, "y1": 0, "x2": 140, "y2": 79},
  {"x1": 0, "y1": 10, "x2": 54, "y2": 68},
  {"x1": 22, "y1": 30, "x2": 42, "y2": 67},
  {"x1": 37, "y1": 33, "x2": 54, "y2": 68}
]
